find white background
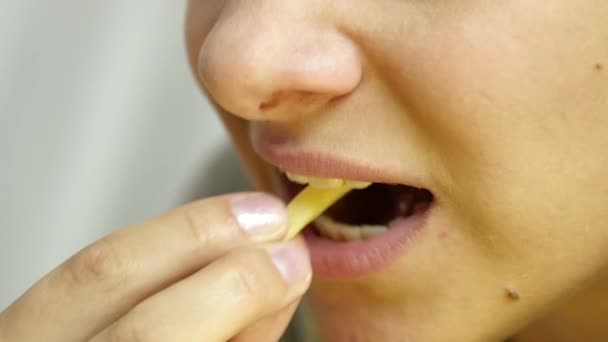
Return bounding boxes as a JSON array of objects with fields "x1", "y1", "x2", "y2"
[{"x1": 0, "y1": 0, "x2": 249, "y2": 309}]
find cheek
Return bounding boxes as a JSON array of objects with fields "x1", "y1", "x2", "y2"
[{"x1": 377, "y1": 3, "x2": 608, "y2": 255}]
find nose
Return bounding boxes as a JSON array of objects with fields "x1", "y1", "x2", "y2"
[{"x1": 197, "y1": 0, "x2": 362, "y2": 121}]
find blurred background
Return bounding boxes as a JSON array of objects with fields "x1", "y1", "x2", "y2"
[{"x1": 0, "y1": 0, "x2": 251, "y2": 309}]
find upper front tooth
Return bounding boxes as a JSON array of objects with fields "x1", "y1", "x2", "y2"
[
  {"x1": 286, "y1": 172, "x2": 310, "y2": 184},
  {"x1": 286, "y1": 172, "x2": 346, "y2": 188},
  {"x1": 285, "y1": 172, "x2": 372, "y2": 189},
  {"x1": 345, "y1": 180, "x2": 372, "y2": 189}
]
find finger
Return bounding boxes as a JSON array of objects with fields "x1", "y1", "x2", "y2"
[
  {"x1": 92, "y1": 240, "x2": 312, "y2": 342},
  {"x1": 0, "y1": 193, "x2": 287, "y2": 342},
  {"x1": 231, "y1": 300, "x2": 301, "y2": 342}
]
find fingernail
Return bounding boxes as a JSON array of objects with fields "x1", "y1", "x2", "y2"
[
  {"x1": 231, "y1": 193, "x2": 287, "y2": 241},
  {"x1": 268, "y1": 240, "x2": 312, "y2": 287}
]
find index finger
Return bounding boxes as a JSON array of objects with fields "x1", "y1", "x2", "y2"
[{"x1": 0, "y1": 192, "x2": 287, "y2": 342}]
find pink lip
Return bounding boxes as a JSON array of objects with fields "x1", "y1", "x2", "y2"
[
  {"x1": 303, "y1": 208, "x2": 431, "y2": 277},
  {"x1": 251, "y1": 131, "x2": 427, "y2": 188}
]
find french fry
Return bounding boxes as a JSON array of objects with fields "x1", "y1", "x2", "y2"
[{"x1": 284, "y1": 184, "x2": 353, "y2": 240}]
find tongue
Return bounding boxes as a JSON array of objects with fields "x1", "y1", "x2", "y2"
[{"x1": 324, "y1": 184, "x2": 430, "y2": 226}]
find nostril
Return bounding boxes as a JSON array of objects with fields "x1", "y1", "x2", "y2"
[
  {"x1": 200, "y1": 19, "x2": 361, "y2": 121},
  {"x1": 259, "y1": 92, "x2": 281, "y2": 111},
  {"x1": 259, "y1": 91, "x2": 326, "y2": 112}
]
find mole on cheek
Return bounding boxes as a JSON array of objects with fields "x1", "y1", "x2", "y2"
[
  {"x1": 595, "y1": 63, "x2": 603, "y2": 72},
  {"x1": 505, "y1": 287, "x2": 520, "y2": 301}
]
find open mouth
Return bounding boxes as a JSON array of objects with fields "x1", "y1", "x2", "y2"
[
  {"x1": 281, "y1": 171, "x2": 434, "y2": 242},
  {"x1": 250, "y1": 121, "x2": 435, "y2": 276}
]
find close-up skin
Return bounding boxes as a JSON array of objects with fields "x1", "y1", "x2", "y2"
[{"x1": 186, "y1": 1, "x2": 608, "y2": 341}]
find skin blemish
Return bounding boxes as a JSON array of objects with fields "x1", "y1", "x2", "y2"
[
  {"x1": 438, "y1": 231, "x2": 449, "y2": 240},
  {"x1": 595, "y1": 63, "x2": 603, "y2": 72},
  {"x1": 505, "y1": 287, "x2": 520, "y2": 301}
]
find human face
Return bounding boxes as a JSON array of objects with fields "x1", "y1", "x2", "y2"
[{"x1": 185, "y1": 1, "x2": 608, "y2": 341}]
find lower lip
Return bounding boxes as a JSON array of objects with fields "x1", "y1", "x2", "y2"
[{"x1": 302, "y1": 205, "x2": 432, "y2": 278}]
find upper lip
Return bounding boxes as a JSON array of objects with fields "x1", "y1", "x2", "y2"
[{"x1": 252, "y1": 136, "x2": 428, "y2": 189}]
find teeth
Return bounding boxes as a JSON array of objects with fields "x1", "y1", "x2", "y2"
[
  {"x1": 286, "y1": 172, "x2": 310, "y2": 185},
  {"x1": 318, "y1": 217, "x2": 342, "y2": 240},
  {"x1": 314, "y1": 216, "x2": 388, "y2": 241},
  {"x1": 339, "y1": 226, "x2": 362, "y2": 241},
  {"x1": 345, "y1": 180, "x2": 372, "y2": 189},
  {"x1": 285, "y1": 171, "x2": 371, "y2": 190},
  {"x1": 360, "y1": 226, "x2": 390, "y2": 239}
]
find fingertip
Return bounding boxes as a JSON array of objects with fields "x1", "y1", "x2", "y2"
[
  {"x1": 265, "y1": 239, "x2": 312, "y2": 296},
  {"x1": 230, "y1": 193, "x2": 288, "y2": 242}
]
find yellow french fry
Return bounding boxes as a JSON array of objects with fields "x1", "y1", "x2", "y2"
[{"x1": 284, "y1": 184, "x2": 353, "y2": 240}]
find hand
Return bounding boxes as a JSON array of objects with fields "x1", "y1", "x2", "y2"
[{"x1": 0, "y1": 193, "x2": 312, "y2": 342}]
